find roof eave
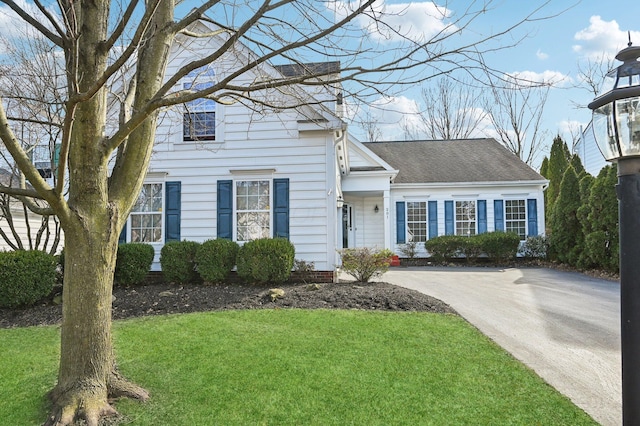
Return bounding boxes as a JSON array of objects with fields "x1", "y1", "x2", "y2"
[{"x1": 391, "y1": 179, "x2": 549, "y2": 189}]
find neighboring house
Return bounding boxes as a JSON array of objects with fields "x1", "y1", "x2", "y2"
[
  {"x1": 576, "y1": 120, "x2": 608, "y2": 176},
  {"x1": 116, "y1": 21, "x2": 548, "y2": 280},
  {"x1": 0, "y1": 168, "x2": 63, "y2": 253}
]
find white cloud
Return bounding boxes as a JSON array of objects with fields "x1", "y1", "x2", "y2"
[
  {"x1": 536, "y1": 49, "x2": 548, "y2": 60},
  {"x1": 504, "y1": 70, "x2": 571, "y2": 87},
  {"x1": 0, "y1": 1, "x2": 52, "y2": 39},
  {"x1": 555, "y1": 119, "x2": 586, "y2": 144},
  {"x1": 572, "y1": 16, "x2": 640, "y2": 60},
  {"x1": 328, "y1": 1, "x2": 456, "y2": 43},
  {"x1": 0, "y1": 0, "x2": 59, "y2": 56},
  {"x1": 353, "y1": 95, "x2": 421, "y2": 140}
]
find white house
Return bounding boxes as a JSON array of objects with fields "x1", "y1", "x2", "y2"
[
  {"x1": 0, "y1": 168, "x2": 63, "y2": 253},
  {"x1": 114, "y1": 22, "x2": 548, "y2": 281}
]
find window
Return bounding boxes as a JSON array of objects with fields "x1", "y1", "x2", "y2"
[
  {"x1": 455, "y1": 200, "x2": 476, "y2": 236},
  {"x1": 183, "y1": 67, "x2": 216, "y2": 141},
  {"x1": 130, "y1": 183, "x2": 163, "y2": 243},
  {"x1": 406, "y1": 202, "x2": 427, "y2": 242},
  {"x1": 236, "y1": 180, "x2": 270, "y2": 241},
  {"x1": 505, "y1": 199, "x2": 526, "y2": 240}
]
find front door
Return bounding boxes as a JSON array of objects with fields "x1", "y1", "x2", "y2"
[{"x1": 342, "y1": 204, "x2": 355, "y2": 248}]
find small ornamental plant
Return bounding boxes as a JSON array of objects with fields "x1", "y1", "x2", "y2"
[{"x1": 339, "y1": 247, "x2": 393, "y2": 283}]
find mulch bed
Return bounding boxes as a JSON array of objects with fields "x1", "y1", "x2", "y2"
[{"x1": 0, "y1": 280, "x2": 456, "y2": 329}]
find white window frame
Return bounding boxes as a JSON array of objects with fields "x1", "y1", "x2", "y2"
[
  {"x1": 182, "y1": 66, "x2": 216, "y2": 142},
  {"x1": 234, "y1": 178, "x2": 272, "y2": 242},
  {"x1": 504, "y1": 199, "x2": 527, "y2": 240},
  {"x1": 406, "y1": 201, "x2": 427, "y2": 243},
  {"x1": 455, "y1": 200, "x2": 476, "y2": 237},
  {"x1": 126, "y1": 176, "x2": 167, "y2": 246}
]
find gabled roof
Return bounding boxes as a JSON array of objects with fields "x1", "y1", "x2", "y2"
[{"x1": 363, "y1": 138, "x2": 544, "y2": 184}]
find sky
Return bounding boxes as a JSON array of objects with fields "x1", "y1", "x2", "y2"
[
  {"x1": 330, "y1": 0, "x2": 640, "y2": 168},
  {"x1": 1, "y1": 0, "x2": 638, "y2": 169}
]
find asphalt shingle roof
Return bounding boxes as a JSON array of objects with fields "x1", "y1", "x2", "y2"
[
  {"x1": 274, "y1": 61, "x2": 341, "y2": 78},
  {"x1": 363, "y1": 138, "x2": 544, "y2": 184}
]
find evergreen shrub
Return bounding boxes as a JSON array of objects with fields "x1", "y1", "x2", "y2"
[
  {"x1": 424, "y1": 235, "x2": 464, "y2": 262},
  {"x1": 520, "y1": 235, "x2": 548, "y2": 259},
  {"x1": 196, "y1": 239, "x2": 239, "y2": 283},
  {"x1": 160, "y1": 240, "x2": 201, "y2": 284},
  {"x1": 236, "y1": 238, "x2": 295, "y2": 284},
  {"x1": 476, "y1": 232, "x2": 521, "y2": 261},
  {"x1": 115, "y1": 243, "x2": 155, "y2": 286},
  {"x1": 0, "y1": 250, "x2": 57, "y2": 308}
]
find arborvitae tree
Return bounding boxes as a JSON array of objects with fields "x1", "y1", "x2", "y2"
[
  {"x1": 576, "y1": 173, "x2": 596, "y2": 268},
  {"x1": 570, "y1": 153, "x2": 587, "y2": 179},
  {"x1": 544, "y1": 136, "x2": 571, "y2": 222},
  {"x1": 539, "y1": 156, "x2": 549, "y2": 178},
  {"x1": 549, "y1": 166, "x2": 583, "y2": 265},
  {"x1": 581, "y1": 165, "x2": 619, "y2": 272}
]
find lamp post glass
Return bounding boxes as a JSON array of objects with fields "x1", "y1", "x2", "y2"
[{"x1": 589, "y1": 44, "x2": 640, "y2": 161}]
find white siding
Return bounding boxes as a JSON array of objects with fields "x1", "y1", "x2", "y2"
[
  {"x1": 0, "y1": 208, "x2": 63, "y2": 253},
  {"x1": 389, "y1": 183, "x2": 546, "y2": 257}
]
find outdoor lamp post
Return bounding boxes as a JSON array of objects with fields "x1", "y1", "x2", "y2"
[{"x1": 588, "y1": 39, "x2": 640, "y2": 425}]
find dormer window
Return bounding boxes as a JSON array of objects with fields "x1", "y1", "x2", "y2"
[{"x1": 183, "y1": 66, "x2": 216, "y2": 141}]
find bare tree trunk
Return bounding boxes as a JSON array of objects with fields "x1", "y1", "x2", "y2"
[{"x1": 46, "y1": 212, "x2": 148, "y2": 426}]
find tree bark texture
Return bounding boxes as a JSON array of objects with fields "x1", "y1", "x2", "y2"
[{"x1": 42, "y1": 2, "x2": 175, "y2": 424}]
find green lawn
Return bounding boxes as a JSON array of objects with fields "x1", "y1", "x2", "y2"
[{"x1": 0, "y1": 310, "x2": 596, "y2": 425}]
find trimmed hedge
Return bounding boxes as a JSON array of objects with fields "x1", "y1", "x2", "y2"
[
  {"x1": 425, "y1": 232, "x2": 521, "y2": 262},
  {"x1": 475, "y1": 232, "x2": 521, "y2": 261},
  {"x1": 0, "y1": 250, "x2": 57, "y2": 308},
  {"x1": 236, "y1": 238, "x2": 295, "y2": 284},
  {"x1": 196, "y1": 239, "x2": 239, "y2": 283},
  {"x1": 160, "y1": 240, "x2": 201, "y2": 284},
  {"x1": 115, "y1": 243, "x2": 155, "y2": 286},
  {"x1": 424, "y1": 235, "x2": 465, "y2": 262}
]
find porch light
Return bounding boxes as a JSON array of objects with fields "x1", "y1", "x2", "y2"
[
  {"x1": 374, "y1": 204, "x2": 379, "y2": 213},
  {"x1": 587, "y1": 36, "x2": 640, "y2": 426}
]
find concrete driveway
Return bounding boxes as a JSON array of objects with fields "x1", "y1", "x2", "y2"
[{"x1": 382, "y1": 266, "x2": 620, "y2": 426}]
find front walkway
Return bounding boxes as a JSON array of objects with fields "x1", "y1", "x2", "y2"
[{"x1": 380, "y1": 267, "x2": 620, "y2": 426}]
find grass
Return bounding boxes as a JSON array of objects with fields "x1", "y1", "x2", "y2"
[{"x1": 0, "y1": 310, "x2": 596, "y2": 425}]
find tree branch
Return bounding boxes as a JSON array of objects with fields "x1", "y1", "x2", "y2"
[{"x1": 0, "y1": 0, "x2": 64, "y2": 46}]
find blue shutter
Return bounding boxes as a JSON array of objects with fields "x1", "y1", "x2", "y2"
[
  {"x1": 494, "y1": 200, "x2": 504, "y2": 232},
  {"x1": 428, "y1": 201, "x2": 438, "y2": 239},
  {"x1": 396, "y1": 202, "x2": 406, "y2": 244},
  {"x1": 118, "y1": 223, "x2": 127, "y2": 244},
  {"x1": 217, "y1": 180, "x2": 233, "y2": 239},
  {"x1": 478, "y1": 200, "x2": 487, "y2": 234},
  {"x1": 445, "y1": 200, "x2": 454, "y2": 235},
  {"x1": 273, "y1": 178, "x2": 290, "y2": 239},
  {"x1": 165, "y1": 181, "x2": 181, "y2": 242},
  {"x1": 527, "y1": 199, "x2": 538, "y2": 236}
]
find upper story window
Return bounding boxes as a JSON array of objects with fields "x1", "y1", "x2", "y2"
[
  {"x1": 455, "y1": 200, "x2": 476, "y2": 236},
  {"x1": 505, "y1": 199, "x2": 526, "y2": 240},
  {"x1": 406, "y1": 201, "x2": 427, "y2": 243},
  {"x1": 183, "y1": 66, "x2": 216, "y2": 141},
  {"x1": 131, "y1": 183, "x2": 163, "y2": 243}
]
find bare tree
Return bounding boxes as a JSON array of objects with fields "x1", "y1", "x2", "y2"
[
  {"x1": 485, "y1": 75, "x2": 551, "y2": 166},
  {"x1": 416, "y1": 77, "x2": 489, "y2": 140},
  {"x1": 353, "y1": 106, "x2": 383, "y2": 141},
  {"x1": 575, "y1": 53, "x2": 615, "y2": 98},
  {"x1": 0, "y1": 1, "x2": 555, "y2": 424},
  {"x1": 0, "y1": 30, "x2": 64, "y2": 253}
]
